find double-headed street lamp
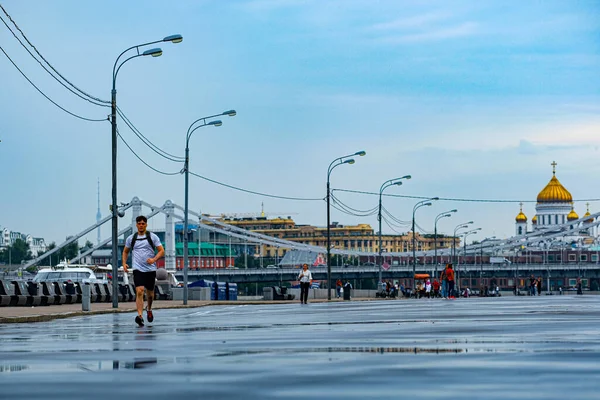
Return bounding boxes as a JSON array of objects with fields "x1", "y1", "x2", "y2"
[
  {"x1": 326, "y1": 151, "x2": 366, "y2": 300},
  {"x1": 434, "y1": 209, "x2": 457, "y2": 276},
  {"x1": 458, "y1": 228, "x2": 481, "y2": 290},
  {"x1": 412, "y1": 197, "x2": 438, "y2": 290},
  {"x1": 452, "y1": 221, "x2": 473, "y2": 265},
  {"x1": 479, "y1": 236, "x2": 496, "y2": 278},
  {"x1": 378, "y1": 175, "x2": 411, "y2": 286},
  {"x1": 111, "y1": 34, "x2": 183, "y2": 308},
  {"x1": 182, "y1": 110, "x2": 236, "y2": 305}
]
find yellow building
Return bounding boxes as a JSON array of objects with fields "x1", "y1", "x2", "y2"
[{"x1": 216, "y1": 216, "x2": 456, "y2": 258}]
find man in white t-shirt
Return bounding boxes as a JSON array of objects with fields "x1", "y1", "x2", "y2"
[{"x1": 122, "y1": 215, "x2": 164, "y2": 326}]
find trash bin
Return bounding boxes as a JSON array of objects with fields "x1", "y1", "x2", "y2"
[{"x1": 343, "y1": 283, "x2": 351, "y2": 300}]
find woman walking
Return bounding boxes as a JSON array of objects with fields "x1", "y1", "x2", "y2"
[{"x1": 297, "y1": 264, "x2": 313, "y2": 304}]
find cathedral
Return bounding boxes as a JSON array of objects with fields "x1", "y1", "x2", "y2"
[{"x1": 515, "y1": 162, "x2": 595, "y2": 239}]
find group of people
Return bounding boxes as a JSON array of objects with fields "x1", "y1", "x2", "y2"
[{"x1": 529, "y1": 274, "x2": 543, "y2": 296}]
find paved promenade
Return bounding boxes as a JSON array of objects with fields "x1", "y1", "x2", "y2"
[{"x1": 1, "y1": 296, "x2": 599, "y2": 399}]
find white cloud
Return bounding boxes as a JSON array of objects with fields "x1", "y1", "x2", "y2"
[{"x1": 378, "y1": 22, "x2": 479, "y2": 44}]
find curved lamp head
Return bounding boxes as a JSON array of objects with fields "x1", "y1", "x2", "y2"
[
  {"x1": 222, "y1": 110, "x2": 237, "y2": 117},
  {"x1": 142, "y1": 48, "x2": 163, "y2": 57},
  {"x1": 424, "y1": 202, "x2": 432, "y2": 207},
  {"x1": 354, "y1": 151, "x2": 366, "y2": 157},
  {"x1": 443, "y1": 213, "x2": 452, "y2": 218},
  {"x1": 393, "y1": 181, "x2": 403, "y2": 186},
  {"x1": 431, "y1": 197, "x2": 440, "y2": 201},
  {"x1": 450, "y1": 209, "x2": 458, "y2": 213},
  {"x1": 345, "y1": 159, "x2": 356, "y2": 165},
  {"x1": 209, "y1": 120, "x2": 222, "y2": 127},
  {"x1": 401, "y1": 175, "x2": 412, "y2": 180},
  {"x1": 467, "y1": 220, "x2": 474, "y2": 224},
  {"x1": 163, "y1": 34, "x2": 183, "y2": 43}
]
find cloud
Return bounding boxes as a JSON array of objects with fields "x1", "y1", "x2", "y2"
[
  {"x1": 371, "y1": 12, "x2": 451, "y2": 31},
  {"x1": 378, "y1": 22, "x2": 479, "y2": 44}
]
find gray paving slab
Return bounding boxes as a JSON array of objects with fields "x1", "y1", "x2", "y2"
[{"x1": 0, "y1": 296, "x2": 599, "y2": 399}]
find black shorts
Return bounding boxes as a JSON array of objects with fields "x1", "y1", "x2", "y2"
[{"x1": 133, "y1": 270, "x2": 156, "y2": 291}]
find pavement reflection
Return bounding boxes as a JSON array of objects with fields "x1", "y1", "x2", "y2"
[{"x1": 0, "y1": 297, "x2": 599, "y2": 399}]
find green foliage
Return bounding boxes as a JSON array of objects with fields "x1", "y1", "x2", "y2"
[{"x1": 0, "y1": 238, "x2": 32, "y2": 264}]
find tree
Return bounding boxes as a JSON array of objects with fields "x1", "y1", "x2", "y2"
[
  {"x1": 37, "y1": 242, "x2": 57, "y2": 266},
  {"x1": 0, "y1": 239, "x2": 32, "y2": 265}
]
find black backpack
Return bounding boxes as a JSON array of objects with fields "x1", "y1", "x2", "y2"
[{"x1": 130, "y1": 232, "x2": 156, "y2": 252}]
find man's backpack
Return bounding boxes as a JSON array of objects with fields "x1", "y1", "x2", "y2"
[{"x1": 130, "y1": 232, "x2": 156, "y2": 252}]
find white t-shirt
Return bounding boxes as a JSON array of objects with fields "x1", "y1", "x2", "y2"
[
  {"x1": 125, "y1": 232, "x2": 162, "y2": 272},
  {"x1": 298, "y1": 269, "x2": 312, "y2": 283}
]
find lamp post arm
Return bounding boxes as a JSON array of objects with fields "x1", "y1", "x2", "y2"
[
  {"x1": 113, "y1": 54, "x2": 144, "y2": 89},
  {"x1": 112, "y1": 39, "x2": 164, "y2": 81},
  {"x1": 187, "y1": 113, "x2": 228, "y2": 138},
  {"x1": 186, "y1": 121, "x2": 213, "y2": 147}
]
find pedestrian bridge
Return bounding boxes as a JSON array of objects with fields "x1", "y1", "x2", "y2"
[{"x1": 175, "y1": 263, "x2": 600, "y2": 283}]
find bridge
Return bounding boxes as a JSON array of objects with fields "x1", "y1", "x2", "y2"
[{"x1": 175, "y1": 263, "x2": 600, "y2": 284}]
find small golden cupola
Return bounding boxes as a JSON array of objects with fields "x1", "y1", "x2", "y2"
[
  {"x1": 567, "y1": 207, "x2": 579, "y2": 221},
  {"x1": 584, "y1": 203, "x2": 594, "y2": 223},
  {"x1": 515, "y1": 202, "x2": 527, "y2": 223},
  {"x1": 532, "y1": 215, "x2": 538, "y2": 225},
  {"x1": 537, "y1": 161, "x2": 573, "y2": 203}
]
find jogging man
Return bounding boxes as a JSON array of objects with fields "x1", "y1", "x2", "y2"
[{"x1": 122, "y1": 215, "x2": 164, "y2": 326}]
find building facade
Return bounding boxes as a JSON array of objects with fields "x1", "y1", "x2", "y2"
[
  {"x1": 0, "y1": 227, "x2": 47, "y2": 257},
  {"x1": 215, "y1": 216, "x2": 456, "y2": 258}
]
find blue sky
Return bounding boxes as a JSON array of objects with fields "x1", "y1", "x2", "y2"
[{"x1": 1, "y1": 0, "x2": 599, "y2": 247}]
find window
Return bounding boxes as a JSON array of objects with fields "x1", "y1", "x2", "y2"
[
  {"x1": 580, "y1": 254, "x2": 587, "y2": 262},
  {"x1": 568, "y1": 254, "x2": 576, "y2": 262},
  {"x1": 548, "y1": 254, "x2": 554, "y2": 262},
  {"x1": 555, "y1": 215, "x2": 558, "y2": 224},
  {"x1": 591, "y1": 254, "x2": 598, "y2": 262}
]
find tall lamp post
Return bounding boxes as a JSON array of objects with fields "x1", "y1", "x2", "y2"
[
  {"x1": 378, "y1": 175, "x2": 411, "y2": 286},
  {"x1": 183, "y1": 110, "x2": 236, "y2": 305},
  {"x1": 434, "y1": 209, "x2": 457, "y2": 277},
  {"x1": 327, "y1": 150, "x2": 366, "y2": 300},
  {"x1": 479, "y1": 236, "x2": 496, "y2": 279},
  {"x1": 452, "y1": 221, "x2": 473, "y2": 265},
  {"x1": 458, "y1": 228, "x2": 481, "y2": 291},
  {"x1": 412, "y1": 197, "x2": 438, "y2": 290},
  {"x1": 111, "y1": 34, "x2": 183, "y2": 308}
]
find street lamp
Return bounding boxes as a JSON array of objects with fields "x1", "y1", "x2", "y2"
[
  {"x1": 183, "y1": 110, "x2": 236, "y2": 305},
  {"x1": 412, "y1": 197, "x2": 438, "y2": 290},
  {"x1": 327, "y1": 150, "x2": 366, "y2": 300},
  {"x1": 110, "y1": 34, "x2": 183, "y2": 308},
  {"x1": 452, "y1": 221, "x2": 473, "y2": 265},
  {"x1": 378, "y1": 175, "x2": 411, "y2": 287},
  {"x1": 458, "y1": 228, "x2": 481, "y2": 291},
  {"x1": 479, "y1": 236, "x2": 496, "y2": 279},
  {"x1": 434, "y1": 209, "x2": 457, "y2": 277}
]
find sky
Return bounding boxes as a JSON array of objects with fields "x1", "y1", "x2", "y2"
[{"x1": 1, "y1": 0, "x2": 599, "y2": 248}]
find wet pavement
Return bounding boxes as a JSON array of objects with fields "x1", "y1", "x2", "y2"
[{"x1": 1, "y1": 296, "x2": 599, "y2": 399}]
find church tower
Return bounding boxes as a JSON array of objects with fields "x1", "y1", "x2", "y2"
[
  {"x1": 515, "y1": 202, "x2": 527, "y2": 236},
  {"x1": 534, "y1": 161, "x2": 573, "y2": 230}
]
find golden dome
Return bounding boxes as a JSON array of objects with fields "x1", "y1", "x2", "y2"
[
  {"x1": 567, "y1": 208, "x2": 579, "y2": 221},
  {"x1": 532, "y1": 215, "x2": 538, "y2": 224},
  {"x1": 584, "y1": 203, "x2": 594, "y2": 223},
  {"x1": 537, "y1": 162, "x2": 572, "y2": 203},
  {"x1": 515, "y1": 203, "x2": 527, "y2": 223}
]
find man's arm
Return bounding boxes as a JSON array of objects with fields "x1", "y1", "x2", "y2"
[
  {"x1": 150, "y1": 245, "x2": 165, "y2": 264},
  {"x1": 122, "y1": 247, "x2": 130, "y2": 273}
]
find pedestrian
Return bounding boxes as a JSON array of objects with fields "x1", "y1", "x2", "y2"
[
  {"x1": 446, "y1": 264, "x2": 455, "y2": 299},
  {"x1": 529, "y1": 274, "x2": 537, "y2": 296},
  {"x1": 336, "y1": 279, "x2": 343, "y2": 298},
  {"x1": 440, "y1": 268, "x2": 448, "y2": 298},
  {"x1": 576, "y1": 277, "x2": 583, "y2": 295},
  {"x1": 537, "y1": 277, "x2": 542, "y2": 296},
  {"x1": 297, "y1": 263, "x2": 313, "y2": 304},
  {"x1": 432, "y1": 279, "x2": 440, "y2": 298},
  {"x1": 425, "y1": 278, "x2": 432, "y2": 298},
  {"x1": 122, "y1": 215, "x2": 165, "y2": 327}
]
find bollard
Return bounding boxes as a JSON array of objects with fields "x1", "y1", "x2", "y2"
[{"x1": 82, "y1": 283, "x2": 91, "y2": 311}]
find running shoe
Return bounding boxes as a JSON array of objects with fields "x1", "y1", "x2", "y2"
[
  {"x1": 147, "y1": 310, "x2": 154, "y2": 323},
  {"x1": 135, "y1": 315, "x2": 144, "y2": 327}
]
